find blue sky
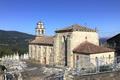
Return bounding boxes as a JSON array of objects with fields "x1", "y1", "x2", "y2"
[{"x1": 0, "y1": 0, "x2": 120, "y2": 37}]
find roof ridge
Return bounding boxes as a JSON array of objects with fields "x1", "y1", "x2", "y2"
[{"x1": 55, "y1": 24, "x2": 96, "y2": 33}]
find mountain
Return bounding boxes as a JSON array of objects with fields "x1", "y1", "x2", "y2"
[
  {"x1": 0, "y1": 30, "x2": 34, "y2": 57},
  {"x1": 99, "y1": 37, "x2": 109, "y2": 46},
  {"x1": 0, "y1": 29, "x2": 110, "y2": 57}
]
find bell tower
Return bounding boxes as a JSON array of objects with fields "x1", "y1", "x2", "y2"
[{"x1": 36, "y1": 21, "x2": 45, "y2": 36}]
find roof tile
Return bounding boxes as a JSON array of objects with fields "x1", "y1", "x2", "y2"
[
  {"x1": 73, "y1": 41, "x2": 114, "y2": 54},
  {"x1": 55, "y1": 24, "x2": 96, "y2": 33},
  {"x1": 29, "y1": 36, "x2": 54, "y2": 45}
]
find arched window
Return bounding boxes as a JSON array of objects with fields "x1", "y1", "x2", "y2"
[
  {"x1": 95, "y1": 57, "x2": 99, "y2": 67},
  {"x1": 38, "y1": 30, "x2": 40, "y2": 35},
  {"x1": 42, "y1": 30, "x2": 44, "y2": 34},
  {"x1": 109, "y1": 55, "x2": 111, "y2": 59},
  {"x1": 85, "y1": 36, "x2": 87, "y2": 41},
  {"x1": 96, "y1": 57, "x2": 98, "y2": 60}
]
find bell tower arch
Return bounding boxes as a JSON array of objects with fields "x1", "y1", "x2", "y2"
[{"x1": 36, "y1": 21, "x2": 45, "y2": 36}]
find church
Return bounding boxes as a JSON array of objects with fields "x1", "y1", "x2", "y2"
[{"x1": 29, "y1": 21, "x2": 115, "y2": 69}]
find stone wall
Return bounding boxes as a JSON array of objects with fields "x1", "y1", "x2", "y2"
[
  {"x1": 54, "y1": 31, "x2": 99, "y2": 68},
  {"x1": 29, "y1": 44, "x2": 54, "y2": 65},
  {"x1": 54, "y1": 32, "x2": 72, "y2": 66},
  {"x1": 73, "y1": 54, "x2": 90, "y2": 68},
  {"x1": 90, "y1": 52, "x2": 115, "y2": 66}
]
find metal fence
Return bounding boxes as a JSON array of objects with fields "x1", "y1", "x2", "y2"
[
  {"x1": 43, "y1": 56, "x2": 120, "y2": 80},
  {"x1": 74, "y1": 56, "x2": 120, "y2": 75},
  {"x1": 44, "y1": 73, "x2": 64, "y2": 80}
]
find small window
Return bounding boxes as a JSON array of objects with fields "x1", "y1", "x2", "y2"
[
  {"x1": 85, "y1": 36, "x2": 87, "y2": 40},
  {"x1": 96, "y1": 57, "x2": 98, "y2": 59},
  {"x1": 109, "y1": 55, "x2": 111, "y2": 59},
  {"x1": 39, "y1": 46, "x2": 41, "y2": 48},
  {"x1": 76, "y1": 55, "x2": 79, "y2": 60},
  {"x1": 95, "y1": 57, "x2": 98, "y2": 61}
]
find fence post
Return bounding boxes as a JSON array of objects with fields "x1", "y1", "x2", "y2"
[
  {"x1": 96, "y1": 57, "x2": 99, "y2": 73},
  {"x1": 113, "y1": 56, "x2": 118, "y2": 71}
]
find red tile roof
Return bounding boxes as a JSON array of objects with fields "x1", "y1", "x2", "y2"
[
  {"x1": 73, "y1": 41, "x2": 114, "y2": 54},
  {"x1": 55, "y1": 24, "x2": 96, "y2": 33},
  {"x1": 29, "y1": 36, "x2": 54, "y2": 46}
]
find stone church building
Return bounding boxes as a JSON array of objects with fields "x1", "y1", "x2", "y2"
[{"x1": 29, "y1": 21, "x2": 115, "y2": 69}]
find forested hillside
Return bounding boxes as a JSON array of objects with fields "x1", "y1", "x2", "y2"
[{"x1": 0, "y1": 30, "x2": 34, "y2": 57}]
